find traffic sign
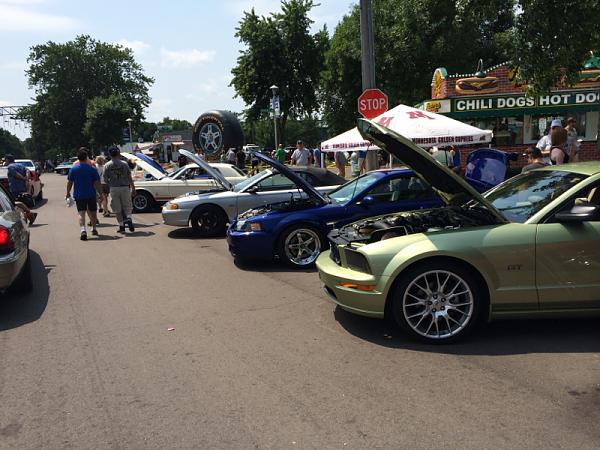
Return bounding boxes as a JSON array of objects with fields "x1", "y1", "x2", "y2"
[{"x1": 358, "y1": 89, "x2": 388, "y2": 119}]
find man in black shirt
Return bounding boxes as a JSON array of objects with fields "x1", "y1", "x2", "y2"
[{"x1": 522, "y1": 147, "x2": 548, "y2": 173}]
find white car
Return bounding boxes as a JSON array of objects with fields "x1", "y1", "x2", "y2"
[
  {"x1": 161, "y1": 150, "x2": 346, "y2": 236},
  {"x1": 14, "y1": 159, "x2": 43, "y2": 203},
  {"x1": 121, "y1": 152, "x2": 248, "y2": 212}
]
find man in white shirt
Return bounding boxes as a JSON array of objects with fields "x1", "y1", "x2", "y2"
[
  {"x1": 536, "y1": 119, "x2": 563, "y2": 152},
  {"x1": 291, "y1": 140, "x2": 310, "y2": 166}
]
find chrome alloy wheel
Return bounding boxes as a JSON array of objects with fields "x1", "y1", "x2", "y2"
[
  {"x1": 133, "y1": 194, "x2": 148, "y2": 211},
  {"x1": 199, "y1": 123, "x2": 223, "y2": 153},
  {"x1": 284, "y1": 228, "x2": 321, "y2": 266},
  {"x1": 402, "y1": 270, "x2": 474, "y2": 340}
]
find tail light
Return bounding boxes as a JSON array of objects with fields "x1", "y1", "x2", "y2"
[{"x1": 0, "y1": 226, "x2": 14, "y2": 255}]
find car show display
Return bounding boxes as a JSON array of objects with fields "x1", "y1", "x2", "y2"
[{"x1": 316, "y1": 119, "x2": 600, "y2": 343}]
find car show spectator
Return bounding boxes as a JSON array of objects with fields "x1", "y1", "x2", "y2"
[
  {"x1": 225, "y1": 148, "x2": 237, "y2": 164},
  {"x1": 291, "y1": 140, "x2": 310, "y2": 166},
  {"x1": 550, "y1": 127, "x2": 569, "y2": 165},
  {"x1": 103, "y1": 147, "x2": 136, "y2": 233},
  {"x1": 430, "y1": 146, "x2": 455, "y2": 168},
  {"x1": 565, "y1": 117, "x2": 580, "y2": 162},
  {"x1": 537, "y1": 118, "x2": 563, "y2": 161},
  {"x1": 5, "y1": 154, "x2": 37, "y2": 225},
  {"x1": 334, "y1": 150, "x2": 347, "y2": 178},
  {"x1": 275, "y1": 144, "x2": 286, "y2": 164},
  {"x1": 95, "y1": 155, "x2": 110, "y2": 216},
  {"x1": 521, "y1": 147, "x2": 548, "y2": 173},
  {"x1": 235, "y1": 147, "x2": 246, "y2": 171},
  {"x1": 66, "y1": 148, "x2": 101, "y2": 240}
]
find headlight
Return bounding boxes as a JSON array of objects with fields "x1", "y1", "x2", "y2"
[
  {"x1": 345, "y1": 249, "x2": 372, "y2": 274},
  {"x1": 235, "y1": 220, "x2": 262, "y2": 232},
  {"x1": 165, "y1": 202, "x2": 179, "y2": 210}
]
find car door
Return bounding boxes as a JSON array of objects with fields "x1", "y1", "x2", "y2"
[
  {"x1": 169, "y1": 167, "x2": 216, "y2": 198},
  {"x1": 344, "y1": 174, "x2": 443, "y2": 220},
  {"x1": 235, "y1": 173, "x2": 300, "y2": 215},
  {"x1": 536, "y1": 182, "x2": 600, "y2": 309}
]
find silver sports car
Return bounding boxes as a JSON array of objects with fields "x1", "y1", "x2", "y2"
[{"x1": 162, "y1": 150, "x2": 346, "y2": 237}]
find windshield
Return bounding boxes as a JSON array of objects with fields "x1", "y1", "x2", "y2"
[
  {"x1": 327, "y1": 172, "x2": 383, "y2": 204},
  {"x1": 234, "y1": 169, "x2": 272, "y2": 192},
  {"x1": 168, "y1": 167, "x2": 186, "y2": 178},
  {"x1": 485, "y1": 170, "x2": 588, "y2": 223}
]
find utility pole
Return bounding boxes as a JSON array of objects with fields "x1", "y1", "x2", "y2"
[{"x1": 359, "y1": 0, "x2": 379, "y2": 171}]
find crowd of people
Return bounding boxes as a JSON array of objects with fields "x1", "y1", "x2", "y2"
[{"x1": 65, "y1": 146, "x2": 136, "y2": 241}]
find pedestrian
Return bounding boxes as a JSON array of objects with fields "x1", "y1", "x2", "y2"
[
  {"x1": 550, "y1": 127, "x2": 569, "y2": 165},
  {"x1": 66, "y1": 148, "x2": 101, "y2": 240},
  {"x1": 536, "y1": 118, "x2": 562, "y2": 160},
  {"x1": 350, "y1": 151, "x2": 359, "y2": 177},
  {"x1": 430, "y1": 146, "x2": 455, "y2": 168},
  {"x1": 177, "y1": 153, "x2": 188, "y2": 168},
  {"x1": 5, "y1": 154, "x2": 37, "y2": 225},
  {"x1": 565, "y1": 117, "x2": 580, "y2": 162},
  {"x1": 225, "y1": 147, "x2": 237, "y2": 164},
  {"x1": 95, "y1": 155, "x2": 110, "y2": 217},
  {"x1": 250, "y1": 151, "x2": 260, "y2": 175},
  {"x1": 334, "y1": 150, "x2": 347, "y2": 178},
  {"x1": 275, "y1": 144, "x2": 286, "y2": 164},
  {"x1": 103, "y1": 146, "x2": 136, "y2": 233},
  {"x1": 521, "y1": 147, "x2": 548, "y2": 173},
  {"x1": 314, "y1": 145, "x2": 322, "y2": 168},
  {"x1": 235, "y1": 147, "x2": 246, "y2": 172},
  {"x1": 291, "y1": 140, "x2": 310, "y2": 166}
]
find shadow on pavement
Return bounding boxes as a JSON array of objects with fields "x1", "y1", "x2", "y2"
[
  {"x1": 31, "y1": 198, "x2": 48, "y2": 209},
  {"x1": 167, "y1": 228, "x2": 226, "y2": 240},
  {"x1": 234, "y1": 257, "x2": 317, "y2": 274},
  {"x1": 0, "y1": 251, "x2": 51, "y2": 331},
  {"x1": 333, "y1": 306, "x2": 600, "y2": 355}
]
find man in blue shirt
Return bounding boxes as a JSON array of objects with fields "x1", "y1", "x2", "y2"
[
  {"x1": 5, "y1": 154, "x2": 37, "y2": 225},
  {"x1": 66, "y1": 148, "x2": 101, "y2": 241}
]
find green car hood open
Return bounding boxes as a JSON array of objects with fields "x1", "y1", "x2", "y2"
[{"x1": 357, "y1": 118, "x2": 508, "y2": 223}]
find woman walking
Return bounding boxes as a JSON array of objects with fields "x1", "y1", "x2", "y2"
[{"x1": 95, "y1": 155, "x2": 111, "y2": 217}]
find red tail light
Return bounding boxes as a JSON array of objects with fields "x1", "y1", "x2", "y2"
[{"x1": 0, "y1": 226, "x2": 14, "y2": 254}]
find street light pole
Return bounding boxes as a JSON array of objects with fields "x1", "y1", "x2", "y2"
[
  {"x1": 270, "y1": 85, "x2": 279, "y2": 151},
  {"x1": 360, "y1": 0, "x2": 378, "y2": 171},
  {"x1": 126, "y1": 118, "x2": 133, "y2": 152}
]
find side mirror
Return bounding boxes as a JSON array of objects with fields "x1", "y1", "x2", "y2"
[
  {"x1": 358, "y1": 195, "x2": 375, "y2": 207},
  {"x1": 246, "y1": 185, "x2": 260, "y2": 194},
  {"x1": 555, "y1": 205, "x2": 600, "y2": 223}
]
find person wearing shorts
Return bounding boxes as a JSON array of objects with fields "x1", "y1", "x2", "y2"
[
  {"x1": 66, "y1": 148, "x2": 101, "y2": 241},
  {"x1": 103, "y1": 146, "x2": 136, "y2": 233}
]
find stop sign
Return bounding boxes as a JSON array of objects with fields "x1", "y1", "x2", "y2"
[{"x1": 358, "y1": 89, "x2": 388, "y2": 119}]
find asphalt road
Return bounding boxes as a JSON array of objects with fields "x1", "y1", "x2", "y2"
[{"x1": 1, "y1": 173, "x2": 599, "y2": 449}]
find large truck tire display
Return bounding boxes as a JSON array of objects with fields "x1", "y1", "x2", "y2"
[{"x1": 192, "y1": 110, "x2": 244, "y2": 156}]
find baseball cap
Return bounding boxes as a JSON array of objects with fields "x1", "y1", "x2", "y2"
[
  {"x1": 551, "y1": 119, "x2": 562, "y2": 128},
  {"x1": 296, "y1": 140, "x2": 303, "y2": 145},
  {"x1": 108, "y1": 146, "x2": 120, "y2": 157}
]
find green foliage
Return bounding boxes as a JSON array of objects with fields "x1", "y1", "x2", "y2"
[
  {"x1": 137, "y1": 121, "x2": 159, "y2": 142},
  {"x1": 83, "y1": 94, "x2": 133, "y2": 149},
  {"x1": 158, "y1": 117, "x2": 192, "y2": 131},
  {"x1": 321, "y1": 0, "x2": 516, "y2": 134},
  {"x1": 512, "y1": 0, "x2": 600, "y2": 93},
  {"x1": 242, "y1": 117, "x2": 327, "y2": 149},
  {"x1": 23, "y1": 35, "x2": 153, "y2": 156},
  {"x1": 0, "y1": 129, "x2": 24, "y2": 158},
  {"x1": 231, "y1": 0, "x2": 328, "y2": 142}
]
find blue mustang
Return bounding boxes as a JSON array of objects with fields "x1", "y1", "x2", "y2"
[{"x1": 227, "y1": 153, "x2": 443, "y2": 268}]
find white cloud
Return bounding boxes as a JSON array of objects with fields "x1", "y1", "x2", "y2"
[
  {"x1": 0, "y1": 3, "x2": 81, "y2": 32},
  {"x1": 0, "y1": 61, "x2": 27, "y2": 71},
  {"x1": 160, "y1": 47, "x2": 216, "y2": 68},
  {"x1": 116, "y1": 39, "x2": 151, "y2": 55}
]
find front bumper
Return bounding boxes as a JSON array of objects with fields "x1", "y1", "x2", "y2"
[
  {"x1": 316, "y1": 250, "x2": 388, "y2": 318},
  {"x1": 161, "y1": 207, "x2": 193, "y2": 227},
  {"x1": 227, "y1": 227, "x2": 275, "y2": 260}
]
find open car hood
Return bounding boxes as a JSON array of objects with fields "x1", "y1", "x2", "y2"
[
  {"x1": 357, "y1": 118, "x2": 508, "y2": 222},
  {"x1": 179, "y1": 149, "x2": 233, "y2": 191},
  {"x1": 254, "y1": 152, "x2": 327, "y2": 203},
  {"x1": 121, "y1": 152, "x2": 167, "y2": 180}
]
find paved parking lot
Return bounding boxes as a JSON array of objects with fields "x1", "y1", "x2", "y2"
[{"x1": 1, "y1": 174, "x2": 599, "y2": 449}]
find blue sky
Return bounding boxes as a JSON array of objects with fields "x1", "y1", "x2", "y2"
[{"x1": 0, "y1": 0, "x2": 355, "y2": 139}]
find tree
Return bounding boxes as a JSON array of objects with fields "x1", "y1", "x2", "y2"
[
  {"x1": 83, "y1": 95, "x2": 133, "y2": 150},
  {"x1": 321, "y1": 0, "x2": 516, "y2": 134},
  {"x1": 22, "y1": 35, "x2": 153, "y2": 155},
  {"x1": 0, "y1": 129, "x2": 24, "y2": 158},
  {"x1": 158, "y1": 117, "x2": 192, "y2": 131},
  {"x1": 230, "y1": 0, "x2": 328, "y2": 143}
]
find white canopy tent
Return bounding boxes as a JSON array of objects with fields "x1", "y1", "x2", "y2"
[{"x1": 320, "y1": 104, "x2": 493, "y2": 152}]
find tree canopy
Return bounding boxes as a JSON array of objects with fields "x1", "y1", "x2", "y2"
[
  {"x1": 23, "y1": 35, "x2": 153, "y2": 155},
  {"x1": 230, "y1": 0, "x2": 328, "y2": 142},
  {"x1": 0, "y1": 129, "x2": 24, "y2": 158}
]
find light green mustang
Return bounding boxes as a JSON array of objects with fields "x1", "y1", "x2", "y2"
[{"x1": 317, "y1": 119, "x2": 600, "y2": 343}]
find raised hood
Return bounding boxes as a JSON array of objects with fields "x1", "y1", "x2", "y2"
[
  {"x1": 121, "y1": 152, "x2": 166, "y2": 180},
  {"x1": 179, "y1": 149, "x2": 233, "y2": 191},
  {"x1": 357, "y1": 118, "x2": 507, "y2": 222},
  {"x1": 254, "y1": 152, "x2": 327, "y2": 203}
]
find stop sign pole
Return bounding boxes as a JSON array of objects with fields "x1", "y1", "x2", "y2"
[{"x1": 359, "y1": 0, "x2": 378, "y2": 170}]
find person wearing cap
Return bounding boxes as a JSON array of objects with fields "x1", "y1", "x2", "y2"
[
  {"x1": 521, "y1": 147, "x2": 548, "y2": 173},
  {"x1": 5, "y1": 154, "x2": 37, "y2": 225},
  {"x1": 291, "y1": 140, "x2": 310, "y2": 166},
  {"x1": 536, "y1": 118, "x2": 563, "y2": 155},
  {"x1": 66, "y1": 148, "x2": 101, "y2": 240},
  {"x1": 103, "y1": 146, "x2": 136, "y2": 233}
]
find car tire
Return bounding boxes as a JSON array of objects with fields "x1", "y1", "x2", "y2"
[
  {"x1": 132, "y1": 191, "x2": 155, "y2": 213},
  {"x1": 277, "y1": 225, "x2": 323, "y2": 268},
  {"x1": 192, "y1": 110, "x2": 244, "y2": 156},
  {"x1": 11, "y1": 250, "x2": 32, "y2": 293},
  {"x1": 190, "y1": 205, "x2": 227, "y2": 237},
  {"x1": 390, "y1": 260, "x2": 483, "y2": 344}
]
